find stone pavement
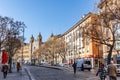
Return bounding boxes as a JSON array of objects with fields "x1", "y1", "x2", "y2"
[{"x1": 0, "y1": 66, "x2": 30, "y2": 80}]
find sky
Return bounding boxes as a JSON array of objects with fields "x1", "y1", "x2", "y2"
[{"x1": 0, "y1": 0, "x2": 99, "y2": 43}]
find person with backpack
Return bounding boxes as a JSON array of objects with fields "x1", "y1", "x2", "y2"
[{"x1": 96, "y1": 63, "x2": 107, "y2": 80}]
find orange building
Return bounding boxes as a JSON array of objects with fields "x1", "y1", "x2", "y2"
[{"x1": 63, "y1": 13, "x2": 101, "y2": 68}]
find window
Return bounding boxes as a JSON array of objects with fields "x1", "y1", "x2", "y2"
[
  {"x1": 106, "y1": 29, "x2": 109, "y2": 37},
  {"x1": 114, "y1": 23, "x2": 120, "y2": 50},
  {"x1": 114, "y1": 23, "x2": 120, "y2": 35}
]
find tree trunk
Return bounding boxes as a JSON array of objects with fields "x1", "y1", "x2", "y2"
[
  {"x1": 9, "y1": 57, "x2": 12, "y2": 73},
  {"x1": 107, "y1": 46, "x2": 113, "y2": 64}
]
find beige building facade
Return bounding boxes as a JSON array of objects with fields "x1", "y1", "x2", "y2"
[{"x1": 13, "y1": 43, "x2": 29, "y2": 63}]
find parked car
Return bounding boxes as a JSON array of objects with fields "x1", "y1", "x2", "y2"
[
  {"x1": 105, "y1": 64, "x2": 120, "y2": 75},
  {"x1": 76, "y1": 59, "x2": 92, "y2": 71},
  {"x1": 59, "y1": 63, "x2": 68, "y2": 67},
  {"x1": 39, "y1": 61, "x2": 49, "y2": 65}
]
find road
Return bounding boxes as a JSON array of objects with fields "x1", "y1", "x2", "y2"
[
  {"x1": 28, "y1": 66, "x2": 120, "y2": 80},
  {"x1": 28, "y1": 66, "x2": 99, "y2": 80}
]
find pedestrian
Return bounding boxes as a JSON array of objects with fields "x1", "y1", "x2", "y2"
[
  {"x1": 12, "y1": 62, "x2": 15, "y2": 69},
  {"x1": 96, "y1": 63, "x2": 106, "y2": 80},
  {"x1": 16, "y1": 62, "x2": 21, "y2": 72},
  {"x1": 1, "y1": 64, "x2": 9, "y2": 79},
  {"x1": 81, "y1": 63, "x2": 84, "y2": 71},
  {"x1": 72, "y1": 61, "x2": 77, "y2": 74},
  {"x1": 108, "y1": 61, "x2": 117, "y2": 80}
]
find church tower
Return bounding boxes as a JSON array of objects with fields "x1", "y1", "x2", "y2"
[
  {"x1": 29, "y1": 35, "x2": 34, "y2": 63},
  {"x1": 37, "y1": 33, "x2": 42, "y2": 47}
]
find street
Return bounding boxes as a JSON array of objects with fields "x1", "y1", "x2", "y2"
[
  {"x1": 27, "y1": 66, "x2": 104, "y2": 80},
  {"x1": 28, "y1": 65, "x2": 120, "y2": 80}
]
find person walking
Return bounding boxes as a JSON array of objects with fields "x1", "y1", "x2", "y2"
[
  {"x1": 81, "y1": 63, "x2": 84, "y2": 71},
  {"x1": 108, "y1": 61, "x2": 117, "y2": 80},
  {"x1": 72, "y1": 61, "x2": 77, "y2": 74},
  {"x1": 96, "y1": 63, "x2": 106, "y2": 80},
  {"x1": 16, "y1": 62, "x2": 21, "y2": 72},
  {"x1": 12, "y1": 62, "x2": 15, "y2": 69},
  {"x1": 1, "y1": 64, "x2": 9, "y2": 79}
]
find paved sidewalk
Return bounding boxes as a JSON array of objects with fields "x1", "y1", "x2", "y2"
[{"x1": 0, "y1": 67, "x2": 30, "y2": 80}]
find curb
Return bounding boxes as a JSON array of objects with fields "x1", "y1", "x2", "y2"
[{"x1": 24, "y1": 67, "x2": 36, "y2": 80}]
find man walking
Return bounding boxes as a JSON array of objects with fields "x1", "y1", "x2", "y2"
[
  {"x1": 108, "y1": 61, "x2": 117, "y2": 80},
  {"x1": 72, "y1": 61, "x2": 77, "y2": 74}
]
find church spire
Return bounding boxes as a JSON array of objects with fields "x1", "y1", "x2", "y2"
[
  {"x1": 37, "y1": 32, "x2": 42, "y2": 42},
  {"x1": 30, "y1": 35, "x2": 34, "y2": 43}
]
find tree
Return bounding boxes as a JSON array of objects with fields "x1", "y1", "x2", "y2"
[
  {"x1": 37, "y1": 34, "x2": 66, "y2": 65},
  {"x1": 0, "y1": 16, "x2": 11, "y2": 50},
  {"x1": 86, "y1": 0, "x2": 120, "y2": 64},
  {"x1": 0, "y1": 16, "x2": 26, "y2": 72},
  {"x1": 54, "y1": 37, "x2": 66, "y2": 63},
  {"x1": 45, "y1": 36, "x2": 56, "y2": 64}
]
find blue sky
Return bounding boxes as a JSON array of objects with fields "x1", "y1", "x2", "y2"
[{"x1": 0, "y1": 0, "x2": 98, "y2": 43}]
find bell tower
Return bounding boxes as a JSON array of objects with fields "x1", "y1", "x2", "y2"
[{"x1": 37, "y1": 33, "x2": 42, "y2": 47}]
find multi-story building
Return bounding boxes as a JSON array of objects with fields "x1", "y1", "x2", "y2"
[
  {"x1": 29, "y1": 33, "x2": 42, "y2": 64},
  {"x1": 63, "y1": 13, "x2": 100, "y2": 68},
  {"x1": 13, "y1": 43, "x2": 29, "y2": 63},
  {"x1": 19, "y1": 0, "x2": 120, "y2": 67}
]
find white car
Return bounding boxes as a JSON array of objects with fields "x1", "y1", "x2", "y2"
[
  {"x1": 105, "y1": 64, "x2": 120, "y2": 75},
  {"x1": 59, "y1": 63, "x2": 68, "y2": 67},
  {"x1": 76, "y1": 59, "x2": 92, "y2": 71}
]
